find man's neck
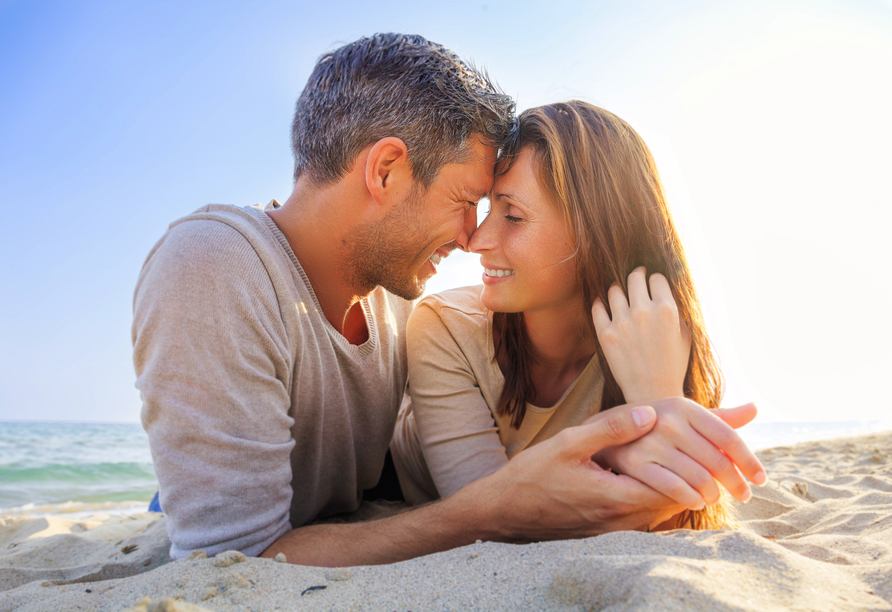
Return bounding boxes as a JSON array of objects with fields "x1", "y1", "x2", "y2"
[{"x1": 267, "y1": 177, "x2": 372, "y2": 343}]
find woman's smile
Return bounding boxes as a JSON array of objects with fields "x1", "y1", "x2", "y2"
[{"x1": 483, "y1": 266, "x2": 515, "y2": 278}]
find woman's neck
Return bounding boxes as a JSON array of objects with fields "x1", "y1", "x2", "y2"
[{"x1": 521, "y1": 301, "x2": 597, "y2": 406}]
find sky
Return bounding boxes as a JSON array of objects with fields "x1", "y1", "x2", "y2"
[{"x1": 1, "y1": 0, "x2": 890, "y2": 424}]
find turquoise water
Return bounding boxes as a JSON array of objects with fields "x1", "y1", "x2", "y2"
[
  {"x1": 1, "y1": 419, "x2": 890, "y2": 515},
  {"x1": 0, "y1": 421, "x2": 157, "y2": 511}
]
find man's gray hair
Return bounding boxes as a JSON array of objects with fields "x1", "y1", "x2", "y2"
[{"x1": 291, "y1": 33, "x2": 516, "y2": 187}]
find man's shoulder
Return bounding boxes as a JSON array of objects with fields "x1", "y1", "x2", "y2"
[
  {"x1": 167, "y1": 203, "x2": 272, "y2": 244},
  {"x1": 135, "y1": 203, "x2": 297, "y2": 312},
  {"x1": 143, "y1": 203, "x2": 285, "y2": 272}
]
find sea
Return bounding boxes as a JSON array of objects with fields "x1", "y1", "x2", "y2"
[{"x1": 1, "y1": 419, "x2": 891, "y2": 518}]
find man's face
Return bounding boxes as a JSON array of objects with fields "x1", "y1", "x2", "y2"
[{"x1": 349, "y1": 137, "x2": 497, "y2": 300}]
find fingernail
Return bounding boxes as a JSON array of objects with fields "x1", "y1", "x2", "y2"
[
  {"x1": 741, "y1": 488, "x2": 753, "y2": 503},
  {"x1": 632, "y1": 407, "x2": 653, "y2": 427},
  {"x1": 753, "y1": 470, "x2": 767, "y2": 486}
]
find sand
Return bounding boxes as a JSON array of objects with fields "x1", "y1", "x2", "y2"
[{"x1": 1, "y1": 431, "x2": 890, "y2": 611}]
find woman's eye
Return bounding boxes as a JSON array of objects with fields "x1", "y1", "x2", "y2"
[{"x1": 505, "y1": 215, "x2": 522, "y2": 224}]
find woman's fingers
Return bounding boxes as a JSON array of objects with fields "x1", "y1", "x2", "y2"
[
  {"x1": 600, "y1": 269, "x2": 678, "y2": 323},
  {"x1": 647, "y1": 272, "x2": 673, "y2": 306},
  {"x1": 647, "y1": 272, "x2": 691, "y2": 348},
  {"x1": 606, "y1": 283, "x2": 630, "y2": 321},
  {"x1": 688, "y1": 409, "x2": 766, "y2": 492},
  {"x1": 634, "y1": 460, "x2": 709, "y2": 511},
  {"x1": 656, "y1": 449, "x2": 723, "y2": 506},
  {"x1": 591, "y1": 297, "x2": 613, "y2": 333},
  {"x1": 711, "y1": 403, "x2": 758, "y2": 430},
  {"x1": 670, "y1": 431, "x2": 752, "y2": 502},
  {"x1": 627, "y1": 266, "x2": 649, "y2": 308}
]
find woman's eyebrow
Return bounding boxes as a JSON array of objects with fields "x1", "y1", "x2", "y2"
[{"x1": 493, "y1": 191, "x2": 529, "y2": 206}]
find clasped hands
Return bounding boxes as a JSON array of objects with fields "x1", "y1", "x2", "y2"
[
  {"x1": 590, "y1": 267, "x2": 766, "y2": 512},
  {"x1": 479, "y1": 267, "x2": 766, "y2": 539}
]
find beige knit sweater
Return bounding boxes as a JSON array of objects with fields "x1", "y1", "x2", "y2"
[{"x1": 133, "y1": 203, "x2": 413, "y2": 559}]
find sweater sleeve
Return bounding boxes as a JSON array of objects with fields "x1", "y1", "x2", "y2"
[
  {"x1": 132, "y1": 219, "x2": 294, "y2": 559},
  {"x1": 406, "y1": 300, "x2": 508, "y2": 498}
]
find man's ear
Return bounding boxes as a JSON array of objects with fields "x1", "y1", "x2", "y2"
[{"x1": 365, "y1": 137, "x2": 412, "y2": 208}]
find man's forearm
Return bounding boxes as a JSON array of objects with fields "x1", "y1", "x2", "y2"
[
  {"x1": 260, "y1": 485, "x2": 502, "y2": 566},
  {"x1": 260, "y1": 405, "x2": 686, "y2": 567}
]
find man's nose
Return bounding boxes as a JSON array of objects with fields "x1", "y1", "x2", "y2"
[{"x1": 455, "y1": 205, "x2": 479, "y2": 252}]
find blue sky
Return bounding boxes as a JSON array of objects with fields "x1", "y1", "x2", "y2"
[{"x1": 2, "y1": 0, "x2": 891, "y2": 423}]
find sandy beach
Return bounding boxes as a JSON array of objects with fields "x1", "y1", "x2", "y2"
[{"x1": 1, "y1": 431, "x2": 890, "y2": 611}]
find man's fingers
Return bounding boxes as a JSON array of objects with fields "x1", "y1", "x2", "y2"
[
  {"x1": 711, "y1": 403, "x2": 758, "y2": 430},
  {"x1": 569, "y1": 405, "x2": 656, "y2": 457},
  {"x1": 591, "y1": 297, "x2": 612, "y2": 332}
]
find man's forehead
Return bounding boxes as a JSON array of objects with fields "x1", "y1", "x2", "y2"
[
  {"x1": 443, "y1": 156, "x2": 494, "y2": 196},
  {"x1": 466, "y1": 146, "x2": 498, "y2": 192},
  {"x1": 458, "y1": 175, "x2": 494, "y2": 204},
  {"x1": 464, "y1": 137, "x2": 498, "y2": 167},
  {"x1": 462, "y1": 182, "x2": 491, "y2": 200}
]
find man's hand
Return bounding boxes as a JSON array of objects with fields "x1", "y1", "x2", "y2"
[
  {"x1": 261, "y1": 403, "x2": 699, "y2": 566},
  {"x1": 592, "y1": 399, "x2": 767, "y2": 510},
  {"x1": 467, "y1": 403, "x2": 685, "y2": 540},
  {"x1": 591, "y1": 266, "x2": 691, "y2": 403}
]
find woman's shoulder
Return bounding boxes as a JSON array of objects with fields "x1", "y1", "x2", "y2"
[
  {"x1": 416, "y1": 285, "x2": 486, "y2": 317},
  {"x1": 409, "y1": 285, "x2": 489, "y2": 339},
  {"x1": 408, "y1": 285, "x2": 494, "y2": 365}
]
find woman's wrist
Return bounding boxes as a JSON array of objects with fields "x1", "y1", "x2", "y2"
[{"x1": 622, "y1": 386, "x2": 685, "y2": 404}]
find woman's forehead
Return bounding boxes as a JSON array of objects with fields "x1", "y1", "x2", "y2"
[{"x1": 492, "y1": 148, "x2": 550, "y2": 207}]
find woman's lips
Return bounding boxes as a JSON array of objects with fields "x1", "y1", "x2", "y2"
[{"x1": 483, "y1": 266, "x2": 515, "y2": 278}]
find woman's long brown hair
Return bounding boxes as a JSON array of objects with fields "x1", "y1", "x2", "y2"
[{"x1": 493, "y1": 101, "x2": 728, "y2": 529}]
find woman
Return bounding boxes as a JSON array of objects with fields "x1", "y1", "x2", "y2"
[{"x1": 392, "y1": 101, "x2": 764, "y2": 530}]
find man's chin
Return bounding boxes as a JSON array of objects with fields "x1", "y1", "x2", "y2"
[{"x1": 381, "y1": 275, "x2": 426, "y2": 301}]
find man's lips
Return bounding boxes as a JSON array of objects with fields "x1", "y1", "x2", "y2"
[{"x1": 429, "y1": 242, "x2": 459, "y2": 266}]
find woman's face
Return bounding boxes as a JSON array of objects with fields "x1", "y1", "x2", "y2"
[{"x1": 470, "y1": 147, "x2": 580, "y2": 314}]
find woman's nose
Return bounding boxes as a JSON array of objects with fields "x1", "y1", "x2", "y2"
[{"x1": 469, "y1": 212, "x2": 496, "y2": 254}]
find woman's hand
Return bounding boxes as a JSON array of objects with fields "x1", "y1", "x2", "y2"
[
  {"x1": 591, "y1": 267, "x2": 691, "y2": 404},
  {"x1": 591, "y1": 399, "x2": 767, "y2": 509},
  {"x1": 484, "y1": 403, "x2": 685, "y2": 537}
]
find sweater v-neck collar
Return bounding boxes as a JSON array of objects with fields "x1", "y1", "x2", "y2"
[{"x1": 255, "y1": 201, "x2": 378, "y2": 358}]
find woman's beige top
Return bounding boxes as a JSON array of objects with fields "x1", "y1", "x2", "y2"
[{"x1": 391, "y1": 285, "x2": 604, "y2": 504}]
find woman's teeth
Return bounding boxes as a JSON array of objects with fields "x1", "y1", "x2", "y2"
[
  {"x1": 430, "y1": 253, "x2": 442, "y2": 265},
  {"x1": 485, "y1": 268, "x2": 515, "y2": 277}
]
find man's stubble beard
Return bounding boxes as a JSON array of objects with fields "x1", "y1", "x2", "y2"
[{"x1": 346, "y1": 189, "x2": 432, "y2": 301}]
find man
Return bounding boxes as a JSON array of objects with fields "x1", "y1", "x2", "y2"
[{"x1": 133, "y1": 33, "x2": 761, "y2": 567}]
